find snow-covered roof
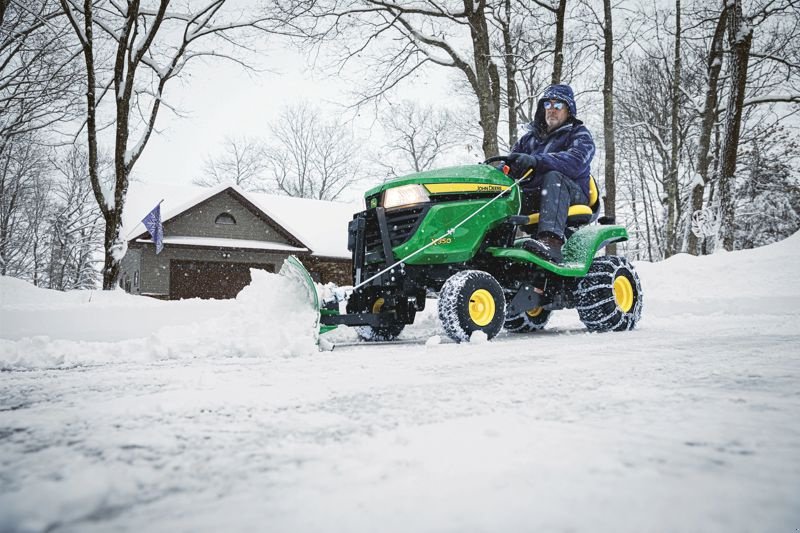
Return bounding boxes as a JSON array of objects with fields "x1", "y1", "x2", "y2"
[
  {"x1": 134, "y1": 236, "x2": 310, "y2": 253},
  {"x1": 123, "y1": 182, "x2": 361, "y2": 259}
]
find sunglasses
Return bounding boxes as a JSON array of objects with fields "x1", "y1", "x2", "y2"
[{"x1": 543, "y1": 101, "x2": 566, "y2": 110}]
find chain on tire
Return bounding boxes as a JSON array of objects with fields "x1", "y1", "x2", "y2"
[
  {"x1": 438, "y1": 270, "x2": 505, "y2": 342},
  {"x1": 504, "y1": 307, "x2": 551, "y2": 333},
  {"x1": 575, "y1": 256, "x2": 643, "y2": 332}
]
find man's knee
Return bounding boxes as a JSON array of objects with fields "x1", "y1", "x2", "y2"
[{"x1": 539, "y1": 170, "x2": 569, "y2": 188}]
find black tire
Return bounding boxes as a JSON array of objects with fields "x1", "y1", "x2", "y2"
[
  {"x1": 354, "y1": 297, "x2": 405, "y2": 341},
  {"x1": 575, "y1": 255, "x2": 643, "y2": 332},
  {"x1": 438, "y1": 270, "x2": 506, "y2": 342},
  {"x1": 504, "y1": 307, "x2": 552, "y2": 333},
  {"x1": 355, "y1": 324, "x2": 406, "y2": 342}
]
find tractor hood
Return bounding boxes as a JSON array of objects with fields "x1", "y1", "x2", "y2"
[{"x1": 364, "y1": 164, "x2": 513, "y2": 209}]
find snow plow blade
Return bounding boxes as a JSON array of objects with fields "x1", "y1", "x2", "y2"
[{"x1": 278, "y1": 256, "x2": 338, "y2": 339}]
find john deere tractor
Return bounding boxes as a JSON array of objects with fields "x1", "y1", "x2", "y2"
[{"x1": 315, "y1": 157, "x2": 643, "y2": 343}]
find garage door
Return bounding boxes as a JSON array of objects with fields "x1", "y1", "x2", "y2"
[{"x1": 169, "y1": 260, "x2": 274, "y2": 300}]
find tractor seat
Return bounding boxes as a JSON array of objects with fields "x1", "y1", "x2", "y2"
[{"x1": 524, "y1": 175, "x2": 600, "y2": 228}]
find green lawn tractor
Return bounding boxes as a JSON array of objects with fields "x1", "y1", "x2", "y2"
[{"x1": 300, "y1": 157, "x2": 643, "y2": 343}]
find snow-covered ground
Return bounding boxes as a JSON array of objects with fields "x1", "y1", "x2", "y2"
[{"x1": 1, "y1": 235, "x2": 799, "y2": 532}]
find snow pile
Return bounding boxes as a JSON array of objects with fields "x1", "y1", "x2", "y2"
[
  {"x1": 0, "y1": 270, "x2": 319, "y2": 370},
  {"x1": 635, "y1": 230, "x2": 800, "y2": 315},
  {"x1": 425, "y1": 335, "x2": 442, "y2": 347}
]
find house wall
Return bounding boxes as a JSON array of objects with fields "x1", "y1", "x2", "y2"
[
  {"x1": 132, "y1": 244, "x2": 291, "y2": 298},
  {"x1": 166, "y1": 191, "x2": 294, "y2": 245},
  {"x1": 118, "y1": 247, "x2": 142, "y2": 294},
  {"x1": 301, "y1": 257, "x2": 352, "y2": 285}
]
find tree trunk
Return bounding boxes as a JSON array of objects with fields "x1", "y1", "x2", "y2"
[
  {"x1": 602, "y1": 0, "x2": 616, "y2": 255},
  {"x1": 503, "y1": 0, "x2": 518, "y2": 148},
  {"x1": 101, "y1": 208, "x2": 124, "y2": 289},
  {"x1": 551, "y1": 0, "x2": 567, "y2": 85},
  {"x1": 469, "y1": 4, "x2": 501, "y2": 157},
  {"x1": 719, "y1": 0, "x2": 753, "y2": 250},
  {"x1": 688, "y1": 6, "x2": 727, "y2": 255},
  {"x1": 665, "y1": 0, "x2": 681, "y2": 257},
  {"x1": 63, "y1": 0, "x2": 120, "y2": 288}
]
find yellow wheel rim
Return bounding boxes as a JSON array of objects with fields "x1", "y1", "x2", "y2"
[
  {"x1": 526, "y1": 307, "x2": 543, "y2": 317},
  {"x1": 613, "y1": 275, "x2": 634, "y2": 313},
  {"x1": 372, "y1": 298, "x2": 385, "y2": 314},
  {"x1": 469, "y1": 289, "x2": 496, "y2": 326}
]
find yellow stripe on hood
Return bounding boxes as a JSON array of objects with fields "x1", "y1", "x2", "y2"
[{"x1": 424, "y1": 183, "x2": 510, "y2": 194}]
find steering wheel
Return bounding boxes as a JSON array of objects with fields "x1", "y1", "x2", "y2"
[
  {"x1": 483, "y1": 154, "x2": 538, "y2": 182},
  {"x1": 482, "y1": 155, "x2": 516, "y2": 179},
  {"x1": 482, "y1": 155, "x2": 509, "y2": 165}
]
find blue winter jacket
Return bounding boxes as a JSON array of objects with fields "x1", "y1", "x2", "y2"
[{"x1": 510, "y1": 84, "x2": 595, "y2": 198}]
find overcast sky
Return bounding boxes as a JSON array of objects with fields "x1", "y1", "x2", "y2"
[{"x1": 132, "y1": 44, "x2": 460, "y2": 202}]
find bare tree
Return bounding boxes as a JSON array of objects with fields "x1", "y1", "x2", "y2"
[
  {"x1": 612, "y1": 0, "x2": 798, "y2": 258},
  {"x1": 601, "y1": 0, "x2": 616, "y2": 254},
  {"x1": 527, "y1": 0, "x2": 569, "y2": 84},
  {"x1": 58, "y1": 0, "x2": 276, "y2": 289},
  {"x1": 46, "y1": 147, "x2": 103, "y2": 290},
  {"x1": 263, "y1": 104, "x2": 361, "y2": 201},
  {"x1": 687, "y1": 3, "x2": 727, "y2": 255},
  {"x1": 615, "y1": 31, "x2": 696, "y2": 262},
  {"x1": 194, "y1": 136, "x2": 269, "y2": 191},
  {"x1": 0, "y1": 133, "x2": 49, "y2": 278},
  {"x1": 510, "y1": 8, "x2": 555, "y2": 126},
  {"x1": 378, "y1": 101, "x2": 459, "y2": 177},
  {"x1": 1, "y1": 0, "x2": 81, "y2": 154},
  {"x1": 497, "y1": 0, "x2": 520, "y2": 148},
  {"x1": 712, "y1": 0, "x2": 800, "y2": 250},
  {"x1": 716, "y1": 0, "x2": 753, "y2": 250},
  {"x1": 277, "y1": 1, "x2": 503, "y2": 158},
  {"x1": 664, "y1": 0, "x2": 682, "y2": 256}
]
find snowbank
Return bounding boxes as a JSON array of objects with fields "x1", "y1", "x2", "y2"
[
  {"x1": 2, "y1": 232, "x2": 799, "y2": 370},
  {"x1": 635, "y1": 231, "x2": 800, "y2": 315},
  {"x1": 0, "y1": 270, "x2": 319, "y2": 370}
]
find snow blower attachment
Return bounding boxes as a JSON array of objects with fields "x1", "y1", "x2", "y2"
[{"x1": 283, "y1": 156, "x2": 643, "y2": 345}]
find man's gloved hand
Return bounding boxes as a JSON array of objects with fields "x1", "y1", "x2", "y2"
[{"x1": 504, "y1": 153, "x2": 538, "y2": 180}]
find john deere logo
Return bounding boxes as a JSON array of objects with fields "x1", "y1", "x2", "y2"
[
  {"x1": 369, "y1": 197, "x2": 378, "y2": 208},
  {"x1": 477, "y1": 185, "x2": 502, "y2": 192}
]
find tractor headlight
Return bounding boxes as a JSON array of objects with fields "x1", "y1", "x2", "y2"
[{"x1": 382, "y1": 184, "x2": 430, "y2": 209}]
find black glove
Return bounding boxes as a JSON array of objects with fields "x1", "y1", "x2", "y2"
[{"x1": 504, "y1": 153, "x2": 538, "y2": 180}]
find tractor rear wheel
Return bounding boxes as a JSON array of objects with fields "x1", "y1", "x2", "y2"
[
  {"x1": 438, "y1": 270, "x2": 505, "y2": 342},
  {"x1": 575, "y1": 256, "x2": 643, "y2": 332},
  {"x1": 504, "y1": 306, "x2": 552, "y2": 333}
]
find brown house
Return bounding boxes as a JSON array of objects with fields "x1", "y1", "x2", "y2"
[{"x1": 119, "y1": 183, "x2": 358, "y2": 300}]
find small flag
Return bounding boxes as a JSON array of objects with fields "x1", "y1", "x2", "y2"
[{"x1": 142, "y1": 201, "x2": 164, "y2": 254}]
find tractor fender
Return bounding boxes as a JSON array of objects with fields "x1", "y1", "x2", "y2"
[{"x1": 485, "y1": 225, "x2": 629, "y2": 277}]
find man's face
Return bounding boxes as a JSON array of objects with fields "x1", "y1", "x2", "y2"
[{"x1": 544, "y1": 100, "x2": 569, "y2": 131}]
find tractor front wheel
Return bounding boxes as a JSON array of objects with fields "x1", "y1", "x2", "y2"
[
  {"x1": 575, "y1": 256, "x2": 643, "y2": 332},
  {"x1": 438, "y1": 270, "x2": 505, "y2": 342},
  {"x1": 355, "y1": 297, "x2": 405, "y2": 341},
  {"x1": 355, "y1": 324, "x2": 406, "y2": 341}
]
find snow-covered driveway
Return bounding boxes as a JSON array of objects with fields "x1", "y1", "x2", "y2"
[{"x1": 2, "y1": 235, "x2": 799, "y2": 532}]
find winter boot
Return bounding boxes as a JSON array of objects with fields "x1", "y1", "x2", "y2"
[{"x1": 523, "y1": 232, "x2": 564, "y2": 263}]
